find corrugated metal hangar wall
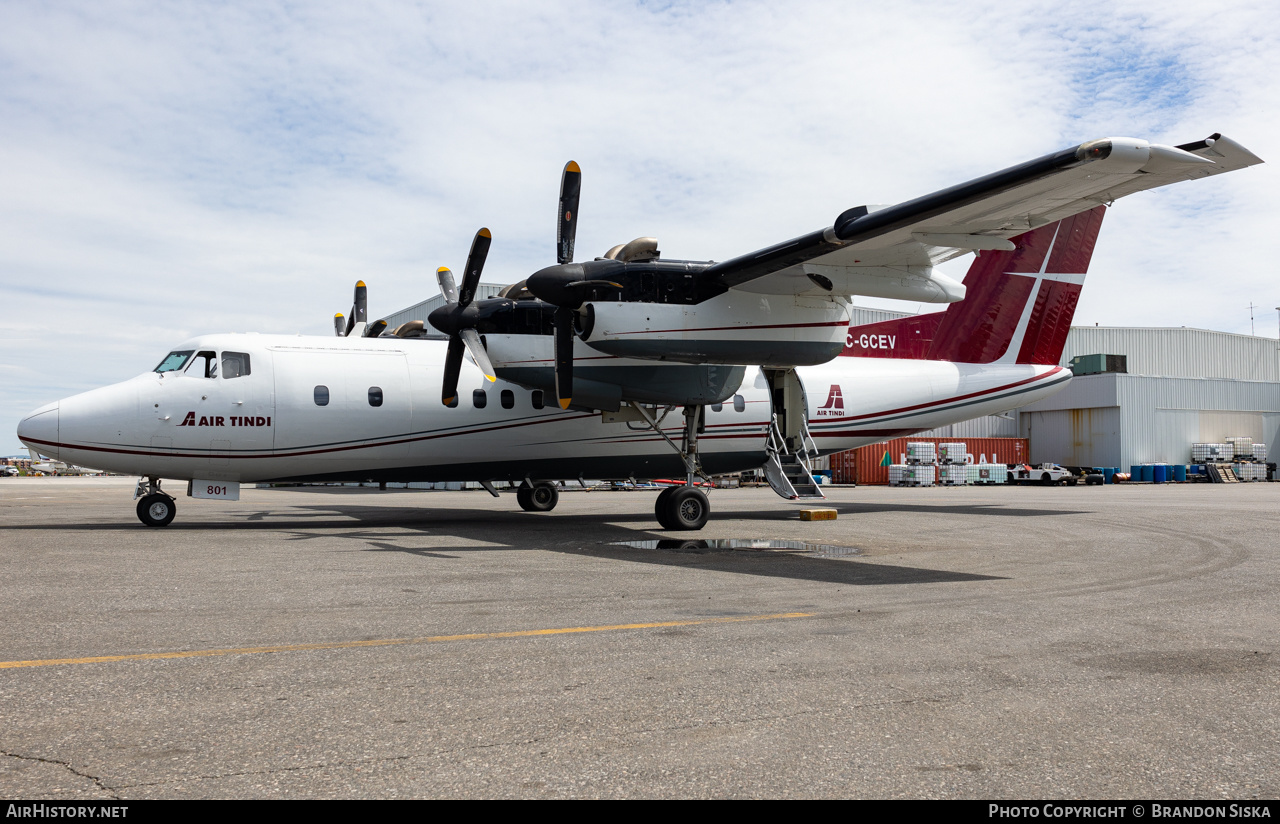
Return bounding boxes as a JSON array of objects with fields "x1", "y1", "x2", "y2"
[{"x1": 1022, "y1": 328, "x2": 1280, "y2": 468}]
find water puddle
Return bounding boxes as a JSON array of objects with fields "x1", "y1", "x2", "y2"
[{"x1": 610, "y1": 539, "x2": 861, "y2": 558}]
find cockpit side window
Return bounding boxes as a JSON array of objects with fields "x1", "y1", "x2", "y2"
[
  {"x1": 221, "y1": 352, "x2": 250, "y2": 379},
  {"x1": 187, "y1": 351, "x2": 219, "y2": 379},
  {"x1": 154, "y1": 350, "x2": 194, "y2": 373}
]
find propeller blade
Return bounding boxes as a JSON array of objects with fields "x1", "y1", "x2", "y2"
[
  {"x1": 353, "y1": 281, "x2": 368, "y2": 323},
  {"x1": 553, "y1": 306, "x2": 574, "y2": 409},
  {"x1": 441, "y1": 336, "x2": 465, "y2": 406},
  {"x1": 333, "y1": 313, "x2": 345, "y2": 337},
  {"x1": 458, "y1": 228, "x2": 491, "y2": 307},
  {"x1": 557, "y1": 161, "x2": 581, "y2": 265},
  {"x1": 364, "y1": 319, "x2": 388, "y2": 337},
  {"x1": 436, "y1": 267, "x2": 458, "y2": 304},
  {"x1": 459, "y1": 328, "x2": 496, "y2": 382}
]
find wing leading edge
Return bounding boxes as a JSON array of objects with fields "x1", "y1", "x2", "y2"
[{"x1": 708, "y1": 134, "x2": 1262, "y2": 301}]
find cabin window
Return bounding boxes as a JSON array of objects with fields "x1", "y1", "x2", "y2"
[
  {"x1": 733, "y1": 394, "x2": 745, "y2": 412},
  {"x1": 221, "y1": 352, "x2": 250, "y2": 379},
  {"x1": 473, "y1": 389, "x2": 487, "y2": 409},
  {"x1": 188, "y1": 351, "x2": 218, "y2": 378},
  {"x1": 154, "y1": 350, "x2": 193, "y2": 373},
  {"x1": 531, "y1": 390, "x2": 544, "y2": 410},
  {"x1": 711, "y1": 403, "x2": 723, "y2": 412},
  {"x1": 314, "y1": 385, "x2": 330, "y2": 406},
  {"x1": 501, "y1": 389, "x2": 514, "y2": 409},
  {"x1": 368, "y1": 387, "x2": 383, "y2": 407}
]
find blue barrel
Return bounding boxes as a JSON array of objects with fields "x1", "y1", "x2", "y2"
[
  {"x1": 1141, "y1": 465, "x2": 1154, "y2": 483},
  {"x1": 1153, "y1": 464, "x2": 1167, "y2": 483},
  {"x1": 1131, "y1": 465, "x2": 1143, "y2": 481},
  {"x1": 1173, "y1": 464, "x2": 1187, "y2": 482},
  {"x1": 1103, "y1": 467, "x2": 1115, "y2": 484}
]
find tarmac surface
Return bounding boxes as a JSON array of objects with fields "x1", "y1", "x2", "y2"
[{"x1": 1, "y1": 476, "x2": 1277, "y2": 799}]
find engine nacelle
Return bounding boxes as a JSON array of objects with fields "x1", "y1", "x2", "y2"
[{"x1": 577, "y1": 292, "x2": 851, "y2": 367}]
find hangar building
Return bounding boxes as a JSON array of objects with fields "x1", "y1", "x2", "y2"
[{"x1": 849, "y1": 307, "x2": 1280, "y2": 468}]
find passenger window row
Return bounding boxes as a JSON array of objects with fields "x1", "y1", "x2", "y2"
[{"x1": 313, "y1": 387, "x2": 749, "y2": 412}]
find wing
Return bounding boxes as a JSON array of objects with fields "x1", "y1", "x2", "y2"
[{"x1": 706, "y1": 134, "x2": 1263, "y2": 302}]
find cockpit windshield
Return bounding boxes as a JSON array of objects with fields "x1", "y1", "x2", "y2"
[{"x1": 154, "y1": 350, "x2": 194, "y2": 373}]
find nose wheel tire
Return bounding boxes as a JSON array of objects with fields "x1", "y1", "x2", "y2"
[
  {"x1": 137, "y1": 493, "x2": 176, "y2": 527},
  {"x1": 517, "y1": 482, "x2": 559, "y2": 512},
  {"x1": 656, "y1": 486, "x2": 709, "y2": 531}
]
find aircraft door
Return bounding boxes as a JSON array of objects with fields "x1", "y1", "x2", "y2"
[{"x1": 763, "y1": 368, "x2": 811, "y2": 453}]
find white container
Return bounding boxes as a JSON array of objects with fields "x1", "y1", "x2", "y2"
[
  {"x1": 1226, "y1": 437, "x2": 1254, "y2": 458},
  {"x1": 906, "y1": 442, "x2": 936, "y2": 465},
  {"x1": 937, "y1": 443, "x2": 968, "y2": 464},
  {"x1": 1191, "y1": 443, "x2": 1231, "y2": 463},
  {"x1": 1252, "y1": 443, "x2": 1268, "y2": 462},
  {"x1": 938, "y1": 464, "x2": 969, "y2": 485},
  {"x1": 967, "y1": 463, "x2": 1008, "y2": 485},
  {"x1": 889, "y1": 464, "x2": 936, "y2": 487},
  {"x1": 1233, "y1": 462, "x2": 1267, "y2": 482}
]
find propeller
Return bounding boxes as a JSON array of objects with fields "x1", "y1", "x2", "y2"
[
  {"x1": 333, "y1": 313, "x2": 345, "y2": 337},
  {"x1": 558, "y1": 161, "x2": 580, "y2": 265},
  {"x1": 344, "y1": 281, "x2": 368, "y2": 336},
  {"x1": 427, "y1": 228, "x2": 497, "y2": 406},
  {"x1": 532, "y1": 161, "x2": 623, "y2": 409}
]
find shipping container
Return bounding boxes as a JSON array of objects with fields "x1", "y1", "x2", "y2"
[{"x1": 829, "y1": 437, "x2": 1029, "y2": 485}]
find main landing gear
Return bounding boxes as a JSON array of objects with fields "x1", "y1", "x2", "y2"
[
  {"x1": 517, "y1": 481, "x2": 560, "y2": 512},
  {"x1": 134, "y1": 476, "x2": 176, "y2": 527},
  {"x1": 632, "y1": 403, "x2": 712, "y2": 531}
]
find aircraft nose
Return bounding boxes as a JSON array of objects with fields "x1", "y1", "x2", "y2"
[{"x1": 17, "y1": 401, "x2": 59, "y2": 458}]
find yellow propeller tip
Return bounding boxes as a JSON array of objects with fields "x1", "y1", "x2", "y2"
[
  {"x1": 356, "y1": 280, "x2": 366, "y2": 287},
  {"x1": 478, "y1": 228, "x2": 491, "y2": 239},
  {"x1": 559, "y1": 398, "x2": 572, "y2": 410},
  {"x1": 437, "y1": 266, "x2": 450, "y2": 273},
  {"x1": 485, "y1": 374, "x2": 496, "y2": 382},
  {"x1": 566, "y1": 161, "x2": 580, "y2": 173},
  {"x1": 443, "y1": 396, "x2": 455, "y2": 406}
]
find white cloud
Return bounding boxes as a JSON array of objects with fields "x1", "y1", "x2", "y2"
[{"x1": 2, "y1": 0, "x2": 1277, "y2": 451}]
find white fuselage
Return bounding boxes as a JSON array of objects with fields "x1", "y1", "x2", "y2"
[{"x1": 17, "y1": 332, "x2": 1070, "y2": 483}]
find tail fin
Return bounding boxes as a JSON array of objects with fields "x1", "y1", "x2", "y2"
[{"x1": 842, "y1": 205, "x2": 1105, "y2": 365}]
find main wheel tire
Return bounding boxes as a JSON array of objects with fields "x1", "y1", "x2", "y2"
[
  {"x1": 520, "y1": 482, "x2": 558, "y2": 512},
  {"x1": 136, "y1": 493, "x2": 176, "y2": 527},
  {"x1": 660, "y1": 487, "x2": 709, "y2": 531},
  {"x1": 655, "y1": 486, "x2": 679, "y2": 530}
]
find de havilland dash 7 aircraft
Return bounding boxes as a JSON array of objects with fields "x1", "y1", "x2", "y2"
[{"x1": 17, "y1": 134, "x2": 1261, "y2": 530}]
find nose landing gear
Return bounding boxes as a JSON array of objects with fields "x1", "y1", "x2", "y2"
[{"x1": 134, "y1": 476, "x2": 176, "y2": 527}]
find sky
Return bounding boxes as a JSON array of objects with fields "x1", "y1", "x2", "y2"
[{"x1": 1, "y1": 0, "x2": 1277, "y2": 454}]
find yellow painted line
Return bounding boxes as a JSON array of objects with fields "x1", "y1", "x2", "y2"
[{"x1": 0, "y1": 612, "x2": 812, "y2": 670}]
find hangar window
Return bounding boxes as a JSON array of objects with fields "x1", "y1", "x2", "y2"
[
  {"x1": 501, "y1": 389, "x2": 514, "y2": 409},
  {"x1": 221, "y1": 352, "x2": 250, "y2": 379},
  {"x1": 531, "y1": 390, "x2": 544, "y2": 410},
  {"x1": 314, "y1": 385, "x2": 330, "y2": 406},
  {"x1": 473, "y1": 389, "x2": 487, "y2": 409},
  {"x1": 368, "y1": 387, "x2": 383, "y2": 407},
  {"x1": 733, "y1": 394, "x2": 745, "y2": 412},
  {"x1": 154, "y1": 350, "x2": 194, "y2": 373}
]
